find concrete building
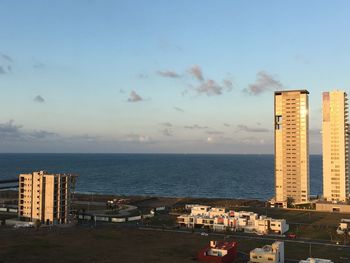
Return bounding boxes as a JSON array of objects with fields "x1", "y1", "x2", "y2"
[
  {"x1": 336, "y1": 218, "x2": 350, "y2": 235},
  {"x1": 177, "y1": 205, "x2": 289, "y2": 234},
  {"x1": 316, "y1": 201, "x2": 350, "y2": 213},
  {"x1": 322, "y1": 91, "x2": 350, "y2": 202},
  {"x1": 197, "y1": 240, "x2": 237, "y2": 263},
  {"x1": 274, "y1": 90, "x2": 310, "y2": 207},
  {"x1": 18, "y1": 171, "x2": 76, "y2": 224},
  {"x1": 249, "y1": 241, "x2": 284, "y2": 263},
  {"x1": 299, "y1": 258, "x2": 333, "y2": 263}
]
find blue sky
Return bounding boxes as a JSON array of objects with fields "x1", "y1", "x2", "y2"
[{"x1": 0, "y1": 0, "x2": 349, "y2": 153}]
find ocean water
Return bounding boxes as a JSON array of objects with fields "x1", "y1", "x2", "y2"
[{"x1": 0, "y1": 154, "x2": 322, "y2": 200}]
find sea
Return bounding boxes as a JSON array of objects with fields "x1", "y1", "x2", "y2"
[{"x1": 0, "y1": 154, "x2": 322, "y2": 200}]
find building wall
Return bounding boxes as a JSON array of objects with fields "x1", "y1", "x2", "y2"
[
  {"x1": 274, "y1": 90, "x2": 310, "y2": 204},
  {"x1": 315, "y1": 202, "x2": 350, "y2": 213},
  {"x1": 322, "y1": 91, "x2": 349, "y2": 202}
]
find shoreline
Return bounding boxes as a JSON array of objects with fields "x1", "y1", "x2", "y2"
[{"x1": 0, "y1": 189, "x2": 266, "y2": 208}]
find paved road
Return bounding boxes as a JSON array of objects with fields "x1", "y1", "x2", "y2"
[
  {"x1": 74, "y1": 201, "x2": 138, "y2": 216},
  {"x1": 138, "y1": 226, "x2": 350, "y2": 249}
]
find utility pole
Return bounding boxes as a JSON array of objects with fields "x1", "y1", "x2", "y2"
[{"x1": 309, "y1": 243, "x2": 312, "y2": 258}]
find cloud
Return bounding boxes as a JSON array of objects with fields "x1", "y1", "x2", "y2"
[
  {"x1": 188, "y1": 65, "x2": 204, "y2": 82},
  {"x1": 184, "y1": 124, "x2": 208, "y2": 130},
  {"x1": 160, "y1": 122, "x2": 172, "y2": 127},
  {"x1": 240, "y1": 136, "x2": 266, "y2": 145},
  {"x1": 0, "y1": 120, "x2": 22, "y2": 136},
  {"x1": 162, "y1": 128, "x2": 173, "y2": 137},
  {"x1": 33, "y1": 95, "x2": 45, "y2": 103},
  {"x1": 222, "y1": 78, "x2": 234, "y2": 90},
  {"x1": 0, "y1": 52, "x2": 14, "y2": 75},
  {"x1": 174, "y1": 107, "x2": 184, "y2": 112},
  {"x1": 30, "y1": 130, "x2": 58, "y2": 139},
  {"x1": 1, "y1": 53, "x2": 13, "y2": 62},
  {"x1": 244, "y1": 71, "x2": 283, "y2": 95},
  {"x1": 124, "y1": 133, "x2": 151, "y2": 143},
  {"x1": 159, "y1": 123, "x2": 174, "y2": 136},
  {"x1": 0, "y1": 120, "x2": 57, "y2": 141},
  {"x1": 33, "y1": 61, "x2": 46, "y2": 69},
  {"x1": 128, "y1": 90, "x2": 143, "y2": 103},
  {"x1": 223, "y1": 123, "x2": 231, "y2": 127},
  {"x1": 196, "y1": 79, "x2": 226, "y2": 96},
  {"x1": 236, "y1": 124, "x2": 269, "y2": 133},
  {"x1": 0, "y1": 66, "x2": 5, "y2": 74},
  {"x1": 137, "y1": 73, "x2": 148, "y2": 79},
  {"x1": 186, "y1": 65, "x2": 232, "y2": 96},
  {"x1": 206, "y1": 131, "x2": 224, "y2": 135},
  {"x1": 157, "y1": 70, "x2": 181, "y2": 78}
]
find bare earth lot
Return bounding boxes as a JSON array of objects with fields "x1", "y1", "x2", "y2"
[{"x1": 0, "y1": 225, "x2": 350, "y2": 263}]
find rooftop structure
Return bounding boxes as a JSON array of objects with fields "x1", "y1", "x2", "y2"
[
  {"x1": 299, "y1": 258, "x2": 334, "y2": 263},
  {"x1": 249, "y1": 241, "x2": 284, "y2": 263},
  {"x1": 197, "y1": 240, "x2": 237, "y2": 263},
  {"x1": 18, "y1": 171, "x2": 77, "y2": 224}
]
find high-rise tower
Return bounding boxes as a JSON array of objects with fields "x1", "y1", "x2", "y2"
[
  {"x1": 274, "y1": 90, "x2": 310, "y2": 206},
  {"x1": 322, "y1": 91, "x2": 349, "y2": 202}
]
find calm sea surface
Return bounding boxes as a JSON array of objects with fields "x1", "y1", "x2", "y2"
[{"x1": 0, "y1": 154, "x2": 322, "y2": 200}]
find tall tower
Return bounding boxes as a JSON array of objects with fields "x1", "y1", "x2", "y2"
[
  {"x1": 274, "y1": 90, "x2": 310, "y2": 206},
  {"x1": 322, "y1": 91, "x2": 349, "y2": 202}
]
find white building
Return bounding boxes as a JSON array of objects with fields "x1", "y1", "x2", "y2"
[
  {"x1": 177, "y1": 205, "x2": 289, "y2": 235},
  {"x1": 249, "y1": 241, "x2": 284, "y2": 263},
  {"x1": 322, "y1": 91, "x2": 350, "y2": 202},
  {"x1": 299, "y1": 258, "x2": 333, "y2": 263},
  {"x1": 190, "y1": 205, "x2": 211, "y2": 216},
  {"x1": 336, "y1": 218, "x2": 350, "y2": 235}
]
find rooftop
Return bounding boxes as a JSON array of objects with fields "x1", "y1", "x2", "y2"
[
  {"x1": 275, "y1": 89, "x2": 309, "y2": 95},
  {"x1": 205, "y1": 240, "x2": 237, "y2": 255}
]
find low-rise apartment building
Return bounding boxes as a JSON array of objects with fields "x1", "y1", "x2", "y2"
[
  {"x1": 177, "y1": 205, "x2": 289, "y2": 234},
  {"x1": 197, "y1": 240, "x2": 237, "y2": 263},
  {"x1": 18, "y1": 171, "x2": 77, "y2": 224},
  {"x1": 249, "y1": 241, "x2": 284, "y2": 263}
]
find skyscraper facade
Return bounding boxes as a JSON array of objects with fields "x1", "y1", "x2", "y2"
[
  {"x1": 322, "y1": 91, "x2": 349, "y2": 202},
  {"x1": 274, "y1": 90, "x2": 310, "y2": 206}
]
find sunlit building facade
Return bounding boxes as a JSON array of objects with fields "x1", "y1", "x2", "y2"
[
  {"x1": 274, "y1": 90, "x2": 310, "y2": 206},
  {"x1": 322, "y1": 91, "x2": 349, "y2": 202},
  {"x1": 18, "y1": 171, "x2": 76, "y2": 224}
]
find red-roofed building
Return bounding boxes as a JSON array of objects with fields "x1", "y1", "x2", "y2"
[{"x1": 197, "y1": 240, "x2": 237, "y2": 263}]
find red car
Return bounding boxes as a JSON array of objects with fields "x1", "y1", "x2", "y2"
[{"x1": 287, "y1": 233, "x2": 297, "y2": 239}]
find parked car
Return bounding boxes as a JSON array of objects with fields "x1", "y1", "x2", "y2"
[{"x1": 200, "y1": 232, "x2": 209, "y2": 236}]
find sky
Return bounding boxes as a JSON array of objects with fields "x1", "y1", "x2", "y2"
[{"x1": 1, "y1": 0, "x2": 350, "y2": 153}]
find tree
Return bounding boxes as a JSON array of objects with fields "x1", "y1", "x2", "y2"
[
  {"x1": 287, "y1": 197, "x2": 295, "y2": 208},
  {"x1": 33, "y1": 219, "x2": 41, "y2": 229}
]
